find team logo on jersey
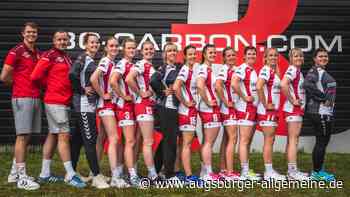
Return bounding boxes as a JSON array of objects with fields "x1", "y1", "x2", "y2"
[
  {"x1": 22, "y1": 51, "x2": 31, "y2": 58},
  {"x1": 55, "y1": 56, "x2": 64, "y2": 63}
]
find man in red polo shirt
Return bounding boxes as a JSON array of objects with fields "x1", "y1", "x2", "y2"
[
  {"x1": 0, "y1": 22, "x2": 41, "y2": 190},
  {"x1": 31, "y1": 30, "x2": 86, "y2": 188}
]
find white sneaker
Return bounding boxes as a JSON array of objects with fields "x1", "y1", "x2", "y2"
[
  {"x1": 287, "y1": 170, "x2": 310, "y2": 180},
  {"x1": 240, "y1": 170, "x2": 262, "y2": 181},
  {"x1": 92, "y1": 174, "x2": 110, "y2": 189},
  {"x1": 110, "y1": 176, "x2": 130, "y2": 188},
  {"x1": 264, "y1": 170, "x2": 286, "y2": 181},
  {"x1": 17, "y1": 176, "x2": 40, "y2": 190},
  {"x1": 77, "y1": 172, "x2": 93, "y2": 183},
  {"x1": 8, "y1": 173, "x2": 35, "y2": 183}
]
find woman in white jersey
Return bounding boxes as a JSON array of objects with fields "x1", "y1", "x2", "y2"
[
  {"x1": 197, "y1": 44, "x2": 222, "y2": 181},
  {"x1": 256, "y1": 48, "x2": 286, "y2": 180},
  {"x1": 215, "y1": 47, "x2": 240, "y2": 180},
  {"x1": 280, "y1": 48, "x2": 309, "y2": 180},
  {"x1": 110, "y1": 38, "x2": 142, "y2": 187},
  {"x1": 231, "y1": 46, "x2": 260, "y2": 180},
  {"x1": 126, "y1": 41, "x2": 159, "y2": 182},
  {"x1": 90, "y1": 37, "x2": 130, "y2": 187},
  {"x1": 173, "y1": 45, "x2": 203, "y2": 184}
]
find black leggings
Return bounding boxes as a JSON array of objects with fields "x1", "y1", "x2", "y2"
[
  {"x1": 154, "y1": 106, "x2": 178, "y2": 178},
  {"x1": 71, "y1": 112, "x2": 100, "y2": 176},
  {"x1": 307, "y1": 113, "x2": 333, "y2": 172}
]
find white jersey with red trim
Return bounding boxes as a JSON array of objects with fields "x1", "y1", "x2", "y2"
[
  {"x1": 96, "y1": 56, "x2": 116, "y2": 108},
  {"x1": 283, "y1": 65, "x2": 306, "y2": 113},
  {"x1": 113, "y1": 58, "x2": 134, "y2": 108},
  {"x1": 197, "y1": 63, "x2": 220, "y2": 113},
  {"x1": 177, "y1": 65, "x2": 197, "y2": 115},
  {"x1": 257, "y1": 66, "x2": 281, "y2": 115},
  {"x1": 216, "y1": 64, "x2": 238, "y2": 114},
  {"x1": 234, "y1": 63, "x2": 258, "y2": 112},
  {"x1": 133, "y1": 59, "x2": 156, "y2": 104}
]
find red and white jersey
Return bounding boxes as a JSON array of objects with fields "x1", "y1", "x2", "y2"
[
  {"x1": 216, "y1": 64, "x2": 238, "y2": 114},
  {"x1": 283, "y1": 65, "x2": 306, "y2": 113},
  {"x1": 197, "y1": 63, "x2": 220, "y2": 113},
  {"x1": 234, "y1": 63, "x2": 258, "y2": 112},
  {"x1": 132, "y1": 59, "x2": 156, "y2": 104},
  {"x1": 96, "y1": 56, "x2": 116, "y2": 108},
  {"x1": 257, "y1": 66, "x2": 281, "y2": 115},
  {"x1": 113, "y1": 58, "x2": 134, "y2": 108},
  {"x1": 177, "y1": 65, "x2": 197, "y2": 115}
]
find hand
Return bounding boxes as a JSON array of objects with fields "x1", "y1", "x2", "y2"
[
  {"x1": 208, "y1": 100, "x2": 217, "y2": 107},
  {"x1": 225, "y1": 101, "x2": 234, "y2": 108},
  {"x1": 292, "y1": 99, "x2": 301, "y2": 106},
  {"x1": 244, "y1": 96, "x2": 254, "y2": 102},
  {"x1": 84, "y1": 86, "x2": 95, "y2": 96},
  {"x1": 163, "y1": 88, "x2": 174, "y2": 96},
  {"x1": 266, "y1": 103, "x2": 275, "y2": 110},
  {"x1": 103, "y1": 93, "x2": 112, "y2": 100},
  {"x1": 123, "y1": 95, "x2": 133, "y2": 102},
  {"x1": 185, "y1": 100, "x2": 196, "y2": 108},
  {"x1": 140, "y1": 90, "x2": 153, "y2": 98}
]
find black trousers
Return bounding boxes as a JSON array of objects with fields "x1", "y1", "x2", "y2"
[
  {"x1": 306, "y1": 113, "x2": 333, "y2": 172},
  {"x1": 154, "y1": 106, "x2": 179, "y2": 178},
  {"x1": 71, "y1": 112, "x2": 100, "y2": 176}
]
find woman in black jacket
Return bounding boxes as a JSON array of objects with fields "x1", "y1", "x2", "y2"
[
  {"x1": 304, "y1": 48, "x2": 337, "y2": 182},
  {"x1": 150, "y1": 42, "x2": 181, "y2": 180},
  {"x1": 69, "y1": 33, "x2": 109, "y2": 188}
]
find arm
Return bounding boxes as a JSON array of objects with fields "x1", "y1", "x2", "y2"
[
  {"x1": 0, "y1": 64, "x2": 13, "y2": 86},
  {"x1": 173, "y1": 79, "x2": 192, "y2": 107},
  {"x1": 304, "y1": 70, "x2": 327, "y2": 102},
  {"x1": 69, "y1": 56, "x2": 83, "y2": 93},
  {"x1": 280, "y1": 77, "x2": 299, "y2": 106},
  {"x1": 31, "y1": 57, "x2": 51, "y2": 82},
  {"x1": 110, "y1": 71, "x2": 132, "y2": 101},
  {"x1": 90, "y1": 69, "x2": 110, "y2": 100},
  {"x1": 256, "y1": 78, "x2": 269, "y2": 108},
  {"x1": 125, "y1": 69, "x2": 141, "y2": 96},
  {"x1": 215, "y1": 79, "x2": 232, "y2": 108},
  {"x1": 197, "y1": 77, "x2": 214, "y2": 106},
  {"x1": 231, "y1": 75, "x2": 252, "y2": 102}
]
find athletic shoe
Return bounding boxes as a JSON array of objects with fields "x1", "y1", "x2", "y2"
[
  {"x1": 264, "y1": 170, "x2": 286, "y2": 181},
  {"x1": 240, "y1": 170, "x2": 262, "y2": 181},
  {"x1": 65, "y1": 174, "x2": 87, "y2": 188},
  {"x1": 110, "y1": 176, "x2": 130, "y2": 188},
  {"x1": 38, "y1": 175, "x2": 64, "y2": 183},
  {"x1": 92, "y1": 174, "x2": 110, "y2": 189},
  {"x1": 201, "y1": 172, "x2": 221, "y2": 181},
  {"x1": 8, "y1": 173, "x2": 35, "y2": 183},
  {"x1": 88, "y1": 171, "x2": 110, "y2": 182},
  {"x1": 220, "y1": 171, "x2": 241, "y2": 181},
  {"x1": 185, "y1": 175, "x2": 204, "y2": 187},
  {"x1": 77, "y1": 173, "x2": 92, "y2": 183},
  {"x1": 17, "y1": 176, "x2": 40, "y2": 190},
  {"x1": 175, "y1": 171, "x2": 186, "y2": 181},
  {"x1": 129, "y1": 175, "x2": 143, "y2": 188},
  {"x1": 287, "y1": 170, "x2": 310, "y2": 181},
  {"x1": 311, "y1": 170, "x2": 335, "y2": 182}
]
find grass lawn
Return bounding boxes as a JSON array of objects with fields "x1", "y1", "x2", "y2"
[{"x1": 0, "y1": 147, "x2": 349, "y2": 197}]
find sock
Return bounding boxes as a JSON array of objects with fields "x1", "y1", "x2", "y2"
[
  {"x1": 288, "y1": 163, "x2": 297, "y2": 173},
  {"x1": 147, "y1": 166, "x2": 158, "y2": 179},
  {"x1": 63, "y1": 161, "x2": 76, "y2": 180},
  {"x1": 206, "y1": 165, "x2": 213, "y2": 174},
  {"x1": 241, "y1": 162, "x2": 249, "y2": 175},
  {"x1": 264, "y1": 163, "x2": 274, "y2": 174},
  {"x1": 10, "y1": 158, "x2": 17, "y2": 174},
  {"x1": 16, "y1": 162, "x2": 26, "y2": 179},
  {"x1": 115, "y1": 165, "x2": 123, "y2": 178},
  {"x1": 39, "y1": 159, "x2": 52, "y2": 178},
  {"x1": 200, "y1": 162, "x2": 206, "y2": 176},
  {"x1": 128, "y1": 168, "x2": 137, "y2": 178}
]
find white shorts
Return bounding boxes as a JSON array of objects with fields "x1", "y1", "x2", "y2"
[
  {"x1": 285, "y1": 115, "x2": 303, "y2": 122},
  {"x1": 98, "y1": 109, "x2": 115, "y2": 117},
  {"x1": 136, "y1": 114, "x2": 154, "y2": 122},
  {"x1": 259, "y1": 120, "x2": 277, "y2": 127},
  {"x1": 237, "y1": 119, "x2": 256, "y2": 126}
]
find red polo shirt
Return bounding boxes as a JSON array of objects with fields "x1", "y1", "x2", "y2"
[
  {"x1": 4, "y1": 42, "x2": 41, "y2": 98},
  {"x1": 31, "y1": 48, "x2": 72, "y2": 106}
]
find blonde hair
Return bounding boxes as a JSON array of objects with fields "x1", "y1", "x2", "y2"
[
  {"x1": 288, "y1": 48, "x2": 303, "y2": 65},
  {"x1": 162, "y1": 42, "x2": 178, "y2": 64}
]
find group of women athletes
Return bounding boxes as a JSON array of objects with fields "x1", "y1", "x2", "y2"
[{"x1": 71, "y1": 32, "x2": 337, "y2": 188}]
